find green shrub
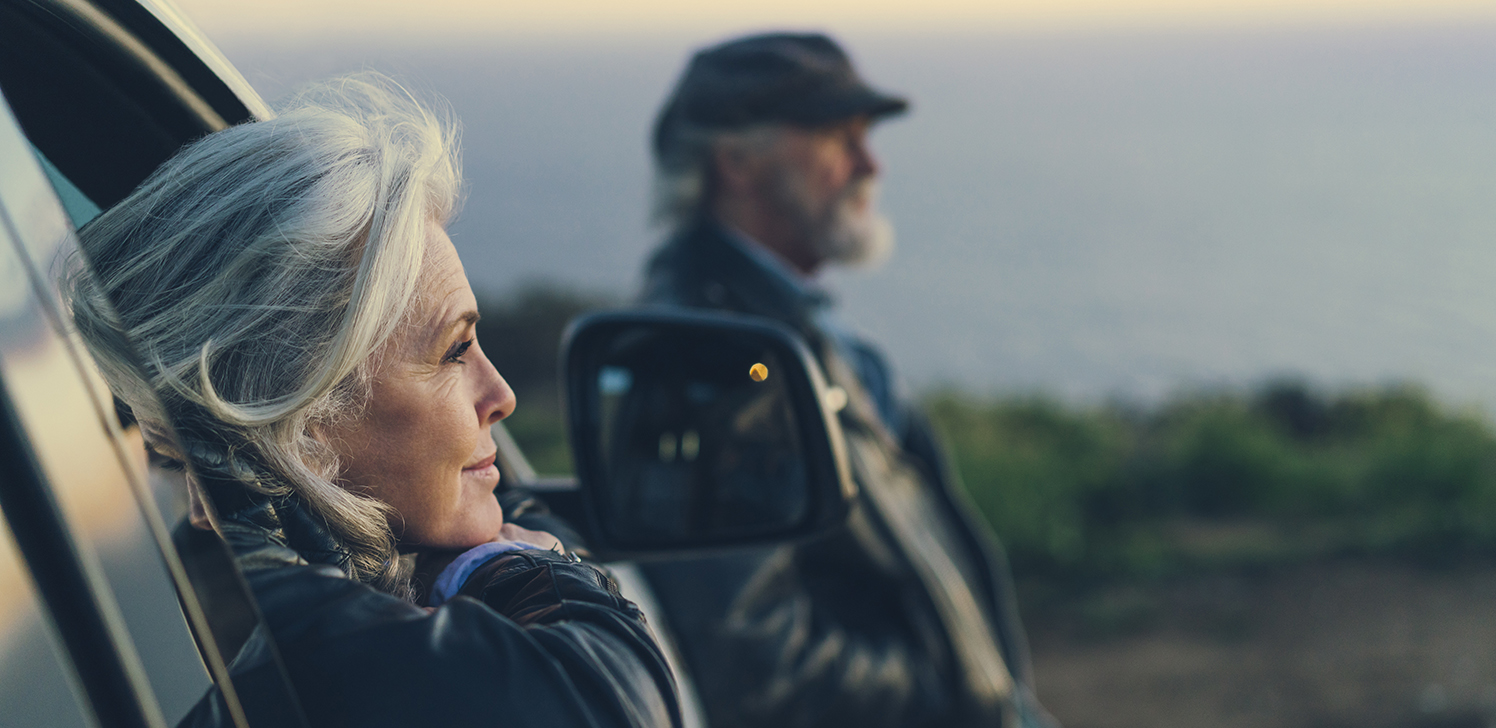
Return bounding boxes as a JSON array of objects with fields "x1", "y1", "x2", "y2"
[
  {"x1": 928, "y1": 381, "x2": 1496, "y2": 578},
  {"x1": 928, "y1": 394, "x2": 1129, "y2": 570}
]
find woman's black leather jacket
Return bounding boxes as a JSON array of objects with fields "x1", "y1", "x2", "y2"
[{"x1": 179, "y1": 493, "x2": 681, "y2": 728}]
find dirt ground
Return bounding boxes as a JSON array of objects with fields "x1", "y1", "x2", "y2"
[{"x1": 1023, "y1": 558, "x2": 1496, "y2": 728}]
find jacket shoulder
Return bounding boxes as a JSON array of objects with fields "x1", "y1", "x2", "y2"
[{"x1": 638, "y1": 224, "x2": 735, "y2": 310}]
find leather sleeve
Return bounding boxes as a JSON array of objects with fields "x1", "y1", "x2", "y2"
[
  {"x1": 183, "y1": 555, "x2": 681, "y2": 728},
  {"x1": 898, "y1": 407, "x2": 1037, "y2": 689},
  {"x1": 459, "y1": 550, "x2": 678, "y2": 726},
  {"x1": 497, "y1": 486, "x2": 592, "y2": 558},
  {"x1": 641, "y1": 545, "x2": 960, "y2": 728}
]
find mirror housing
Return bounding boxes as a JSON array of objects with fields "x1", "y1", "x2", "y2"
[{"x1": 563, "y1": 309, "x2": 855, "y2": 558}]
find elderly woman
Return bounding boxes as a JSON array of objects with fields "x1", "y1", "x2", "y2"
[{"x1": 65, "y1": 77, "x2": 678, "y2": 727}]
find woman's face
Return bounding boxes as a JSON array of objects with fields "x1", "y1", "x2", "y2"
[{"x1": 325, "y1": 225, "x2": 514, "y2": 549}]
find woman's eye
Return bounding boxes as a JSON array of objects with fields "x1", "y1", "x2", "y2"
[{"x1": 443, "y1": 338, "x2": 474, "y2": 364}]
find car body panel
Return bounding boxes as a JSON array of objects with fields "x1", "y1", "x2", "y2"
[{"x1": 0, "y1": 91, "x2": 179, "y2": 727}]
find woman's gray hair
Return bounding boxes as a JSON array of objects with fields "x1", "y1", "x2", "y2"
[
  {"x1": 65, "y1": 74, "x2": 459, "y2": 595},
  {"x1": 652, "y1": 123, "x2": 780, "y2": 229}
]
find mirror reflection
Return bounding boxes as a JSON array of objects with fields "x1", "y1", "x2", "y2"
[{"x1": 594, "y1": 329, "x2": 809, "y2": 545}]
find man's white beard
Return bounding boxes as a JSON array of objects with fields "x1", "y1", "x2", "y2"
[
  {"x1": 814, "y1": 178, "x2": 895, "y2": 269},
  {"x1": 772, "y1": 171, "x2": 896, "y2": 271}
]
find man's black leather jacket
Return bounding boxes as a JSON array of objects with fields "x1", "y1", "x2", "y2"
[
  {"x1": 637, "y1": 220, "x2": 1056, "y2": 728},
  {"x1": 180, "y1": 491, "x2": 681, "y2": 728}
]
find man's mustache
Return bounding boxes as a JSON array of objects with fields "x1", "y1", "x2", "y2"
[{"x1": 837, "y1": 176, "x2": 878, "y2": 211}]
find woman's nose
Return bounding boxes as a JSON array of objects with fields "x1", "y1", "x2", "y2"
[{"x1": 473, "y1": 342, "x2": 516, "y2": 424}]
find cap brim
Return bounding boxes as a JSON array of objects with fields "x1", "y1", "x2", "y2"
[{"x1": 791, "y1": 86, "x2": 909, "y2": 127}]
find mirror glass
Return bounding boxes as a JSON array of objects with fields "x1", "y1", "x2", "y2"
[{"x1": 589, "y1": 327, "x2": 811, "y2": 546}]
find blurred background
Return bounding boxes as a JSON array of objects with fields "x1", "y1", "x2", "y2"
[{"x1": 174, "y1": 1, "x2": 1496, "y2": 726}]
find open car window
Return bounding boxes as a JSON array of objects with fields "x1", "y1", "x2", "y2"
[
  {"x1": 0, "y1": 1, "x2": 308, "y2": 725},
  {"x1": 33, "y1": 148, "x2": 103, "y2": 231},
  {"x1": 0, "y1": 86, "x2": 213, "y2": 726},
  {"x1": 0, "y1": 0, "x2": 258, "y2": 211}
]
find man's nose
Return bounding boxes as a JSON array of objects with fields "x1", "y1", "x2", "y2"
[{"x1": 851, "y1": 136, "x2": 880, "y2": 179}]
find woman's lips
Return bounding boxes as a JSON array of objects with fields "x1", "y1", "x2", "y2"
[
  {"x1": 463, "y1": 453, "x2": 497, "y2": 471},
  {"x1": 463, "y1": 453, "x2": 498, "y2": 481}
]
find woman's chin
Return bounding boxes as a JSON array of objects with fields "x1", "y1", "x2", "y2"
[
  {"x1": 405, "y1": 489, "x2": 506, "y2": 551},
  {"x1": 431, "y1": 515, "x2": 506, "y2": 551},
  {"x1": 463, "y1": 493, "x2": 507, "y2": 544}
]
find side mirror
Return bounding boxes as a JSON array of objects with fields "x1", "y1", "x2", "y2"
[{"x1": 563, "y1": 309, "x2": 855, "y2": 557}]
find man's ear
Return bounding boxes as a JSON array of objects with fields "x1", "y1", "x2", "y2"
[{"x1": 712, "y1": 141, "x2": 760, "y2": 196}]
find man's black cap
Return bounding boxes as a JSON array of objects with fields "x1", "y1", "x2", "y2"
[{"x1": 653, "y1": 32, "x2": 909, "y2": 160}]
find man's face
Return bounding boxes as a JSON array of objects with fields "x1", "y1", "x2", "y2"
[{"x1": 762, "y1": 117, "x2": 894, "y2": 268}]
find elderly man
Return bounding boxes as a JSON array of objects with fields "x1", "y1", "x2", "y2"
[{"x1": 636, "y1": 33, "x2": 1058, "y2": 728}]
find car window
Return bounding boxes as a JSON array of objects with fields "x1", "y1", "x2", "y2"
[
  {"x1": 0, "y1": 0, "x2": 249, "y2": 212},
  {"x1": 0, "y1": 3, "x2": 323, "y2": 726},
  {"x1": 32, "y1": 148, "x2": 103, "y2": 230},
  {"x1": 0, "y1": 89, "x2": 215, "y2": 726}
]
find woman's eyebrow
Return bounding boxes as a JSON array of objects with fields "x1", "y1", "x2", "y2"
[
  {"x1": 431, "y1": 310, "x2": 481, "y2": 345},
  {"x1": 453, "y1": 310, "x2": 481, "y2": 329}
]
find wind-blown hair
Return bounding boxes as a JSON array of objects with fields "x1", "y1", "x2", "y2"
[{"x1": 65, "y1": 75, "x2": 460, "y2": 594}]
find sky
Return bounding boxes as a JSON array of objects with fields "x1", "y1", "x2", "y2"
[
  {"x1": 172, "y1": 0, "x2": 1496, "y2": 41},
  {"x1": 161, "y1": 0, "x2": 1496, "y2": 410}
]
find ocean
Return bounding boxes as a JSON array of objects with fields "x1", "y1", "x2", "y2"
[{"x1": 217, "y1": 23, "x2": 1496, "y2": 409}]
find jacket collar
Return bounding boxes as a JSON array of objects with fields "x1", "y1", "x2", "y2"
[
  {"x1": 682, "y1": 219, "x2": 833, "y2": 327},
  {"x1": 210, "y1": 483, "x2": 352, "y2": 576}
]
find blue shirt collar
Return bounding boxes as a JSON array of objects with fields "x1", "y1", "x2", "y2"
[{"x1": 714, "y1": 222, "x2": 833, "y2": 312}]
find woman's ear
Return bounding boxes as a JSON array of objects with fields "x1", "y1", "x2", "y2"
[
  {"x1": 137, "y1": 429, "x2": 215, "y2": 530},
  {"x1": 185, "y1": 475, "x2": 214, "y2": 531}
]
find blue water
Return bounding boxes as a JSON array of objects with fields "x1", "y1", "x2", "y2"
[{"x1": 218, "y1": 24, "x2": 1496, "y2": 409}]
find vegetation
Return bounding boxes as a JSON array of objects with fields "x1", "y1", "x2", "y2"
[{"x1": 930, "y1": 382, "x2": 1496, "y2": 579}]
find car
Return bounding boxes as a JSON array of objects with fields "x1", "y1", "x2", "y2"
[{"x1": 0, "y1": 1, "x2": 851, "y2": 725}]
